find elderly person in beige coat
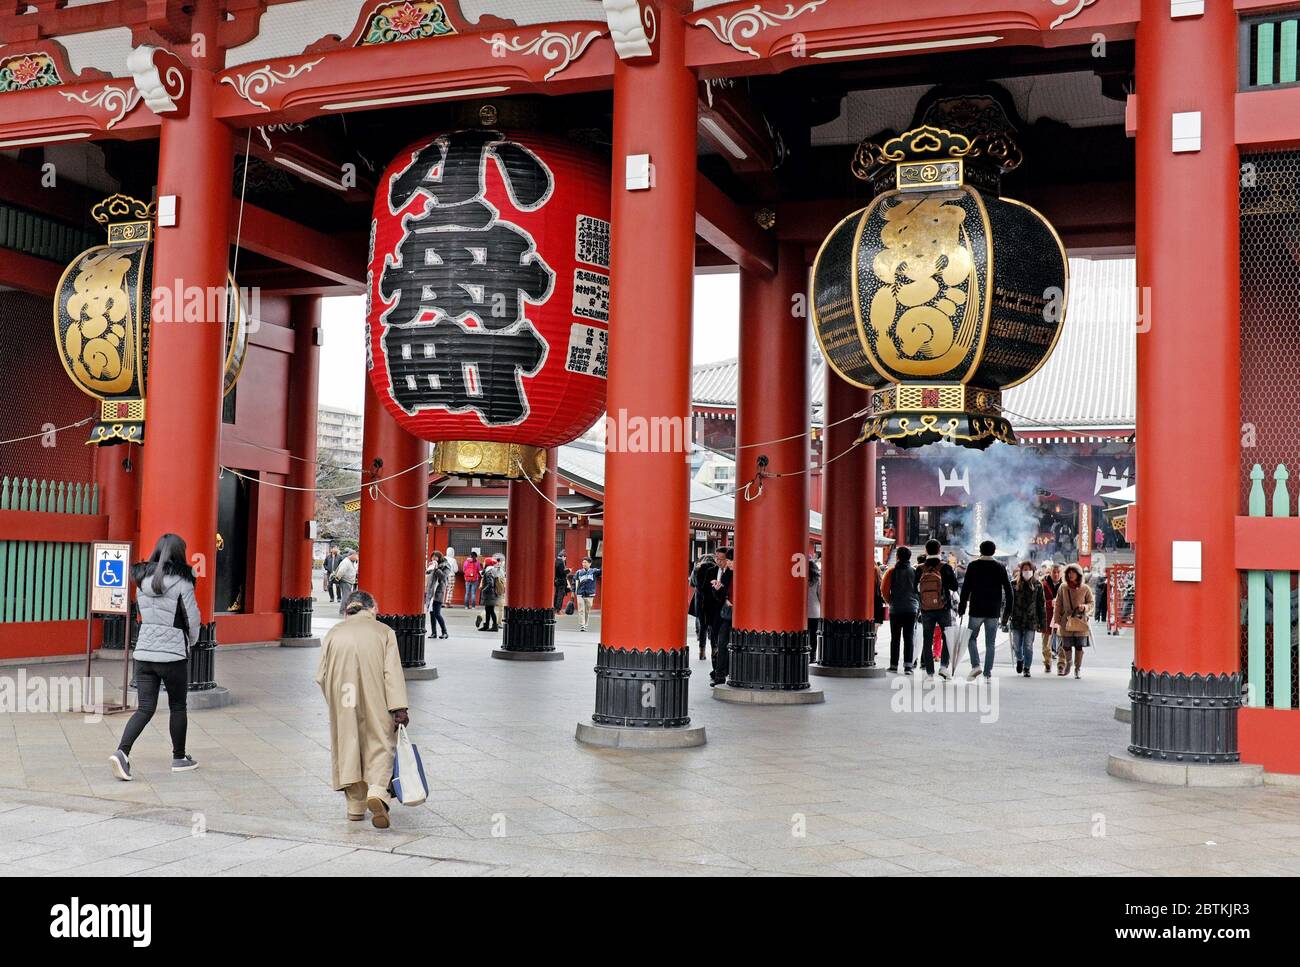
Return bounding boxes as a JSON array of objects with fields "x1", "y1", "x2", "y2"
[{"x1": 315, "y1": 589, "x2": 409, "y2": 828}]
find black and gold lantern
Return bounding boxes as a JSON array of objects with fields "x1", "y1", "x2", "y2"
[
  {"x1": 812, "y1": 116, "x2": 1068, "y2": 450},
  {"x1": 54, "y1": 194, "x2": 247, "y2": 445}
]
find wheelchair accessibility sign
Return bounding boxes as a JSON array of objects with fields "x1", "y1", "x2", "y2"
[{"x1": 90, "y1": 541, "x2": 132, "y2": 615}]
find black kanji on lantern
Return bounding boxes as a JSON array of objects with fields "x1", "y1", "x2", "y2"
[{"x1": 377, "y1": 130, "x2": 556, "y2": 425}]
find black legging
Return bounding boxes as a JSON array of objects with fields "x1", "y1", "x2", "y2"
[
  {"x1": 482, "y1": 604, "x2": 499, "y2": 631},
  {"x1": 429, "y1": 601, "x2": 447, "y2": 637},
  {"x1": 119, "y1": 659, "x2": 188, "y2": 758}
]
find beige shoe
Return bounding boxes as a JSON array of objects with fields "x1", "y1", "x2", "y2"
[
  {"x1": 347, "y1": 812, "x2": 365, "y2": 822},
  {"x1": 367, "y1": 796, "x2": 390, "y2": 829}
]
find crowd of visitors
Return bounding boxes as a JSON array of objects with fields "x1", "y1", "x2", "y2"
[{"x1": 877, "y1": 539, "x2": 1099, "y2": 680}]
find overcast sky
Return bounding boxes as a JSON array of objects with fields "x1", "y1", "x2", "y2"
[{"x1": 318, "y1": 271, "x2": 742, "y2": 413}]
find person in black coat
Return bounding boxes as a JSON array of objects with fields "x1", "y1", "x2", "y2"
[
  {"x1": 709, "y1": 548, "x2": 734, "y2": 686},
  {"x1": 957, "y1": 540, "x2": 1014, "y2": 680},
  {"x1": 553, "y1": 551, "x2": 568, "y2": 612},
  {"x1": 691, "y1": 552, "x2": 724, "y2": 660}
]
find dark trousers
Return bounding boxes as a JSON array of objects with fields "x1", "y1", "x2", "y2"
[
  {"x1": 889, "y1": 613, "x2": 917, "y2": 669},
  {"x1": 553, "y1": 586, "x2": 567, "y2": 611},
  {"x1": 118, "y1": 659, "x2": 188, "y2": 758},
  {"x1": 711, "y1": 614, "x2": 732, "y2": 684},
  {"x1": 919, "y1": 612, "x2": 952, "y2": 674},
  {"x1": 429, "y1": 601, "x2": 447, "y2": 637},
  {"x1": 696, "y1": 610, "x2": 714, "y2": 653},
  {"x1": 481, "y1": 604, "x2": 499, "y2": 631}
]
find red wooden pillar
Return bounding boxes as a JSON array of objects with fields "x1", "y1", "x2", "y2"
[
  {"x1": 136, "y1": 2, "x2": 232, "y2": 689},
  {"x1": 97, "y1": 443, "x2": 140, "y2": 649},
  {"x1": 818, "y1": 368, "x2": 879, "y2": 672},
  {"x1": 726, "y1": 242, "x2": 812, "y2": 692},
  {"x1": 279, "y1": 296, "x2": 321, "y2": 643},
  {"x1": 1127, "y1": 0, "x2": 1240, "y2": 762},
  {"x1": 580, "y1": 5, "x2": 702, "y2": 744},
  {"x1": 498, "y1": 448, "x2": 560, "y2": 658},
  {"x1": 359, "y1": 375, "x2": 429, "y2": 669}
]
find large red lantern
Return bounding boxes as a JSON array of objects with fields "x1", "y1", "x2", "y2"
[{"x1": 366, "y1": 127, "x2": 610, "y2": 479}]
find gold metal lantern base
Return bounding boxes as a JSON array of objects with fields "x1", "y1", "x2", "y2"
[
  {"x1": 431, "y1": 441, "x2": 547, "y2": 480},
  {"x1": 88, "y1": 398, "x2": 146, "y2": 445},
  {"x1": 855, "y1": 383, "x2": 1015, "y2": 451}
]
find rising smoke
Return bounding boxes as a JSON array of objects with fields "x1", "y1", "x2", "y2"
[{"x1": 910, "y1": 441, "x2": 1058, "y2": 560}]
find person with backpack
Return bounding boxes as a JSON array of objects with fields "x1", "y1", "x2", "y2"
[
  {"x1": 476, "y1": 554, "x2": 505, "y2": 632},
  {"x1": 1054, "y1": 563, "x2": 1094, "y2": 677},
  {"x1": 109, "y1": 533, "x2": 202, "y2": 781},
  {"x1": 957, "y1": 540, "x2": 1014, "y2": 680},
  {"x1": 882, "y1": 546, "x2": 919, "y2": 673},
  {"x1": 424, "y1": 551, "x2": 452, "y2": 640},
  {"x1": 1008, "y1": 560, "x2": 1046, "y2": 677},
  {"x1": 572, "y1": 557, "x2": 601, "y2": 631},
  {"x1": 915, "y1": 539, "x2": 959, "y2": 678}
]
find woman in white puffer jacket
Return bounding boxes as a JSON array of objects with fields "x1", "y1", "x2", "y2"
[{"x1": 109, "y1": 533, "x2": 202, "y2": 782}]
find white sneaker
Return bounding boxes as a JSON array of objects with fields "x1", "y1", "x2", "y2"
[
  {"x1": 968, "y1": 668, "x2": 983, "y2": 680},
  {"x1": 938, "y1": 667, "x2": 951, "y2": 680}
]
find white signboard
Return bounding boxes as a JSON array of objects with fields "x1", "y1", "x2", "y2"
[
  {"x1": 482, "y1": 525, "x2": 507, "y2": 541},
  {"x1": 90, "y1": 541, "x2": 132, "y2": 615}
]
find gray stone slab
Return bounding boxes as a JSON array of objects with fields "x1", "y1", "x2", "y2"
[
  {"x1": 492, "y1": 649, "x2": 564, "y2": 661},
  {"x1": 810, "y1": 664, "x2": 885, "y2": 678},
  {"x1": 280, "y1": 637, "x2": 321, "y2": 649},
  {"x1": 1107, "y1": 753, "x2": 1264, "y2": 787},
  {"x1": 712, "y1": 684, "x2": 825, "y2": 704},
  {"x1": 404, "y1": 666, "x2": 439, "y2": 681},
  {"x1": 186, "y1": 686, "x2": 233, "y2": 710},
  {"x1": 1114, "y1": 705, "x2": 1132, "y2": 723},
  {"x1": 575, "y1": 721, "x2": 706, "y2": 749}
]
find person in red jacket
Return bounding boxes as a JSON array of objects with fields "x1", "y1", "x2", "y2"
[{"x1": 461, "y1": 552, "x2": 482, "y2": 610}]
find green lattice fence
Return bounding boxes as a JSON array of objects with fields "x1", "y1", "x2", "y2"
[{"x1": 0, "y1": 476, "x2": 100, "y2": 623}]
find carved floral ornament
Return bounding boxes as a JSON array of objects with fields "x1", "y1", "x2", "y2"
[
  {"x1": 690, "y1": 0, "x2": 826, "y2": 58},
  {"x1": 601, "y1": 0, "x2": 657, "y2": 60},
  {"x1": 1049, "y1": 0, "x2": 1099, "y2": 30},
  {"x1": 59, "y1": 84, "x2": 142, "y2": 129},
  {"x1": 482, "y1": 29, "x2": 605, "y2": 81},
  {"x1": 0, "y1": 51, "x2": 61, "y2": 92},
  {"x1": 220, "y1": 58, "x2": 323, "y2": 111}
]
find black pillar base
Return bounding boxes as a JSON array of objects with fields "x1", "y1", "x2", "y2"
[
  {"x1": 1128, "y1": 665, "x2": 1242, "y2": 764},
  {"x1": 726, "y1": 628, "x2": 810, "y2": 690},
  {"x1": 280, "y1": 595, "x2": 314, "y2": 639},
  {"x1": 816, "y1": 618, "x2": 877, "y2": 668},
  {"x1": 379, "y1": 613, "x2": 427, "y2": 668},
  {"x1": 592, "y1": 645, "x2": 691, "y2": 728},
  {"x1": 501, "y1": 606, "x2": 556, "y2": 652},
  {"x1": 102, "y1": 604, "x2": 138, "y2": 651},
  {"x1": 188, "y1": 621, "x2": 218, "y2": 692}
]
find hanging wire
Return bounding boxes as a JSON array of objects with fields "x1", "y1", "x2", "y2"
[
  {"x1": 0, "y1": 415, "x2": 94, "y2": 447},
  {"x1": 514, "y1": 460, "x2": 565, "y2": 511},
  {"x1": 219, "y1": 453, "x2": 431, "y2": 493}
]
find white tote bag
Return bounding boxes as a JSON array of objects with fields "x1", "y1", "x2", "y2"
[{"x1": 391, "y1": 725, "x2": 428, "y2": 807}]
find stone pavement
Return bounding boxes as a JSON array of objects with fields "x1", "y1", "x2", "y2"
[{"x1": 2, "y1": 608, "x2": 1299, "y2": 877}]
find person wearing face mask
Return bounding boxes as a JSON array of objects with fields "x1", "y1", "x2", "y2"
[
  {"x1": 1039, "y1": 562, "x2": 1063, "y2": 673},
  {"x1": 1008, "y1": 560, "x2": 1046, "y2": 678}
]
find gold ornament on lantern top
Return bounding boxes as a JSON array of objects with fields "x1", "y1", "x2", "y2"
[
  {"x1": 815, "y1": 99, "x2": 1067, "y2": 451},
  {"x1": 54, "y1": 194, "x2": 249, "y2": 446}
]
